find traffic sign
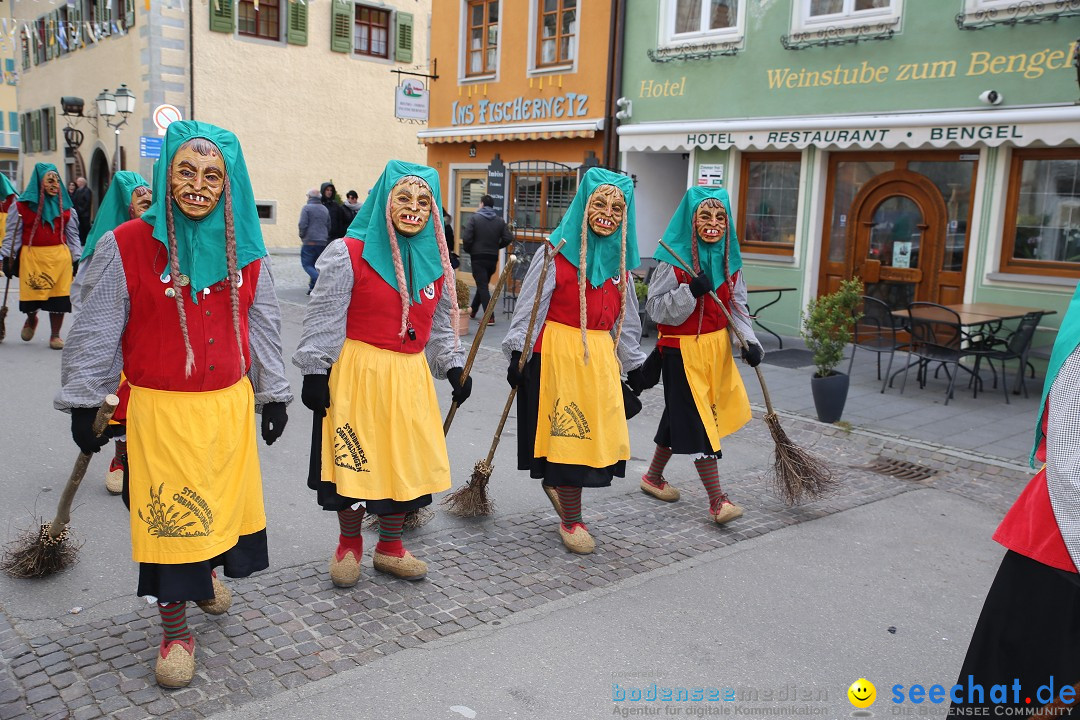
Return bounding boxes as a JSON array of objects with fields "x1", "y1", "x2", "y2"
[
  {"x1": 139, "y1": 136, "x2": 163, "y2": 159},
  {"x1": 152, "y1": 104, "x2": 182, "y2": 136}
]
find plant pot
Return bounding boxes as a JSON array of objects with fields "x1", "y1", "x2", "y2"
[
  {"x1": 810, "y1": 371, "x2": 850, "y2": 423},
  {"x1": 450, "y1": 308, "x2": 470, "y2": 336}
]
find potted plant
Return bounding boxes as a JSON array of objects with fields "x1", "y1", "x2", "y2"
[
  {"x1": 800, "y1": 278, "x2": 863, "y2": 423},
  {"x1": 451, "y1": 278, "x2": 471, "y2": 336}
]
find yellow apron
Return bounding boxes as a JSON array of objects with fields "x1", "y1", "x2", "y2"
[
  {"x1": 670, "y1": 328, "x2": 752, "y2": 453},
  {"x1": 126, "y1": 378, "x2": 265, "y2": 565},
  {"x1": 535, "y1": 321, "x2": 630, "y2": 467},
  {"x1": 321, "y1": 339, "x2": 450, "y2": 501},
  {"x1": 19, "y1": 244, "x2": 72, "y2": 303}
]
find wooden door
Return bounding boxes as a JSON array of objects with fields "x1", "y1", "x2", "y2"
[
  {"x1": 847, "y1": 170, "x2": 951, "y2": 311},
  {"x1": 454, "y1": 171, "x2": 487, "y2": 276}
]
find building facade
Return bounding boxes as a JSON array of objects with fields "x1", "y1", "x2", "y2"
[
  {"x1": 421, "y1": 0, "x2": 616, "y2": 271},
  {"x1": 618, "y1": 0, "x2": 1080, "y2": 342},
  {"x1": 12, "y1": 0, "x2": 429, "y2": 247}
]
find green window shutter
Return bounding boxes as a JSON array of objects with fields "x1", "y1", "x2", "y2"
[
  {"x1": 45, "y1": 16, "x2": 54, "y2": 60},
  {"x1": 394, "y1": 11, "x2": 413, "y2": 63},
  {"x1": 31, "y1": 111, "x2": 41, "y2": 153},
  {"x1": 209, "y1": 0, "x2": 234, "y2": 33},
  {"x1": 287, "y1": 0, "x2": 308, "y2": 46},
  {"x1": 47, "y1": 108, "x2": 56, "y2": 151},
  {"x1": 124, "y1": 0, "x2": 135, "y2": 29},
  {"x1": 19, "y1": 114, "x2": 26, "y2": 153},
  {"x1": 330, "y1": 0, "x2": 351, "y2": 53},
  {"x1": 68, "y1": 3, "x2": 82, "y2": 49}
]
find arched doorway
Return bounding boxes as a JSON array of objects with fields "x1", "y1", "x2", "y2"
[
  {"x1": 846, "y1": 169, "x2": 955, "y2": 311},
  {"x1": 89, "y1": 147, "x2": 110, "y2": 217}
]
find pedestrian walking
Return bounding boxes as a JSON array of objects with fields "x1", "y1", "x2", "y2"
[
  {"x1": 948, "y1": 283, "x2": 1080, "y2": 717},
  {"x1": 72, "y1": 176, "x2": 93, "y2": 244},
  {"x1": 299, "y1": 187, "x2": 331, "y2": 293},
  {"x1": 639, "y1": 187, "x2": 764, "y2": 525},
  {"x1": 501, "y1": 168, "x2": 648, "y2": 555},
  {"x1": 1, "y1": 163, "x2": 81, "y2": 350},
  {"x1": 55, "y1": 121, "x2": 291, "y2": 689},
  {"x1": 321, "y1": 181, "x2": 351, "y2": 241},
  {"x1": 293, "y1": 160, "x2": 469, "y2": 586},
  {"x1": 442, "y1": 206, "x2": 459, "y2": 269},
  {"x1": 78, "y1": 169, "x2": 152, "y2": 497},
  {"x1": 462, "y1": 194, "x2": 512, "y2": 324}
]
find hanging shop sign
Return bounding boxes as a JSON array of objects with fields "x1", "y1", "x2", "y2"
[{"x1": 395, "y1": 81, "x2": 429, "y2": 121}]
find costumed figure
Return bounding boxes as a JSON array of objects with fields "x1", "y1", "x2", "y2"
[
  {"x1": 78, "y1": 170, "x2": 152, "y2": 496},
  {"x1": 293, "y1": 160, "x2": 469, "y2": 586},
  {"x1": 639, "y1": 188, "x2": 763, "y2": 524},
  {"x1": 1, "y1": 163, "x2": 81, "y2": 349},
  {"x1": 501, "y1": 167, "x2": 648, "y2": 555},
  {"x1": 0, "y1": 172, "x2": 18, "y2": 231},
  {"x1": 948, "y1": 285, "x2": 1080, "y2": 718},
  {"x1": 55, "y1": 121, "x2": 291, "y2": 689}
]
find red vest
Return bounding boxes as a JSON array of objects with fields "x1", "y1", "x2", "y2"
[
  {"x1": 115, "y1": 219, "x2": 260, "y2": 392},
  {"x1": 656, "y1": 269, "x2": 739, "y2": 349},
  {"x1": 534, "y1": 253, "x2": 628, "y2": 353},
  {"x1": 994, "y1": 404, "x2": 1078, "y2": 573},
  {"x1": 17, "y1": 201, "x2": 70, "y2": 247},
  {"x1": 343, "y1": 237, "x2": 445, "y2": 355}
]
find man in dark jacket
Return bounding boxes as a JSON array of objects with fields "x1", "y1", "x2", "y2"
[
  {"x1": 321, "y1": 181, "x2": 351, "y2": 241},
  {"x1": 300, "y1": 188, "x2": 331, "y2": 293},
  {"x1": 72, "y1": 177, "x2": 93, "y2": 244},
  {"x1": 462, "y1": 195, "x2": 512, "y2": 323}
]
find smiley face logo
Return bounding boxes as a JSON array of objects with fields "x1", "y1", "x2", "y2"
[{"x1": 848, "y1": 679, "x2": 876, "y2": 709}]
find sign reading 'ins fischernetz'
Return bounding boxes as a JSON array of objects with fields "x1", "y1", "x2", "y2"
[
  {"x1": 395, "y1": 81, "x2": 429, "y2": 121},
  {"x1": 451, "y1": 92, "x2": 589, "y2": 126}
]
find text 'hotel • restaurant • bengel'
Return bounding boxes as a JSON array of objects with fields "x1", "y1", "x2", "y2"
[{"x1": 618, "y1": 0, "x2": 1080, "y2": 343}]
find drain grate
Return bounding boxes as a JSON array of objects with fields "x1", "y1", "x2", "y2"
[{"x1": 861, "y1": 456, "x2": 938, "y2": 481}]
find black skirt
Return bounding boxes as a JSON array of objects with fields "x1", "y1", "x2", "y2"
[
  {"x1": 653, "y1": 347, "x2": 721, "y2": 458},
  {"x1": 948, "y1": 550, "x2": 1080, "y2": 717},
  {"x1": 121, "y1": 458, "x2": 269, "y2": 603},
  {"x1": 516, "y1": 352, "x2": 625, "y2": 488},
  {"x1": 307, "y1": 410, "x2": 432, "y2": 515},
  {"x1": 20, "y1": 296, "x2": 71, "y2": 314}
]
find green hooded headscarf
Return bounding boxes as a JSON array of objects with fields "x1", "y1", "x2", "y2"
[
  {"x1": 549, "y1": 167, "x2": 640, "y2": 287},
  {"x1": 139, "y1": 121, "x2": 266, "y2": 297},
  {"x1": 345, "y1": 160, "x2": 446, "y2": 303},
  {"x1": 19, "y1": 163, "x2": 72, "y2": 225},
  {"x1": 1031, "y1": 282, "x2": 1080, "y2": 467},
  {"x1": 81, "y1": 171, "x2": 150, "y2": 261},
  {"x1": 0, "y1": 172, "x2": 16, "y2": 204},
  {"x1": 653, "y1": 187, "x2": 742, "y2": 285}
]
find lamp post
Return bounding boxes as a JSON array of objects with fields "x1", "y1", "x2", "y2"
[{"x1": 95, "y1": 84, "x2": 135, "y2": 174}]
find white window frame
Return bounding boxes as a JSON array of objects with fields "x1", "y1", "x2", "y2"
[
  {"x1": 791, "y1": 0, "x2": 902, "y2": 32},
  {"x1": 961, "y1": 0, "x2": 1065, "y2": 19},
  {"x1": 660, "y1": 0, "x2": 747, "y2": 46},
  {"x1": 458, "y1": 0, "x2": 502, "y2": 84},
  {"x1": 235, "y1": 0, "x2": 286, "y2": 45},
  {"x1": 527, "y1": 0, "x2": 578, "y2": 76}
]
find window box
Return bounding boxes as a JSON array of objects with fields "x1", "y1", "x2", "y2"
[
  {"x1": 957, "y1": 0, "x2": 1080, "y2": 30},
  {"x1": 651, "y1": 0, "x2": 745, "y2": 61},
  {"x1": 783, "y1": 0, "x2": 902, "y2": 50}
]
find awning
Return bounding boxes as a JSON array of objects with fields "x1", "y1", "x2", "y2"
[
  {"x1": 618, "y1": 106, "x2": 1080, "y2": 152},
  {"x1": 418, "y1": 118, "x2": 604, "y2": 145}
]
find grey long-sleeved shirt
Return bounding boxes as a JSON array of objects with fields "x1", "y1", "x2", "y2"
[
  {"x1": 2, "y1": 204, "x2": 82, "y2": 260},
  {"x1": 500, "y1": 248, "x2": 648, "y2": 373},
  {"x1": 1047, "y1": 344, "x2": 1080, "y2": 570},
  {"x1": 644, "y1": 262, "x2": 761, "y2": 351},
  {"x1": 291, "y1": 238, "x2": 464, "y2": 378},
  {"x1": 54, "y1": 231, "x2": 293, "y2": 412}
]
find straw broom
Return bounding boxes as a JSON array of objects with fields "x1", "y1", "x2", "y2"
[
  {"x1": 374, "y1": 256, "x2": 517, "y2": 531},
  {"x1": 1, "y1": 394, "x2": 119, "y2": 578},
  {"x1": 658, "y1": 240, "x2": 834, "y2": 506},
  {"x1": 444, "y1": 240, "x2": 566, "y2": 518}
]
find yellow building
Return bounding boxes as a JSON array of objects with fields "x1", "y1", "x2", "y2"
[{"x1": 12, "y1": 0, "x2": 429, "y2": 247}]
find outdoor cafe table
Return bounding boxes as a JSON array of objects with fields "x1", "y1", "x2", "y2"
[{"x1": 746, "y1": 285, "x2": 797, "y2": 349}]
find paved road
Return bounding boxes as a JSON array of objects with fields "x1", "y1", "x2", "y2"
[{"x1": 0, "y1": 262, "x2": 1030, "y2": 719}]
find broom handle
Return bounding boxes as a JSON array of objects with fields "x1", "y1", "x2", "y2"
[
  {"x1": 443, "y1": 254, "x2": 518, "y2": 435},
  {"x1": 482, "y1": 240, "x2": 565, "y2": 465},
  {"x1": 657, "y1": 240, "x2": 777, "y2": 417},
  {"x1": 48, "y1": 394, "x2": 120, "y2": 540},
  {"x1": 1, "y1": 273, "x2": 10, "y2": 309}
]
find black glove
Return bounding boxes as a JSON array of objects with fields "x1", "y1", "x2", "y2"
[
  {"x1": 301, "y1": 373, "x2": 330, "y2": 417},
  {"x1": 689, "y1": 272, "x2": 713, "y2": 299},
  {"x1": 2, "y1": 257, "x2": 13, "y2": 279},
  {"x1": 626, "y1": 367, "x2": 646, "y2": 396},
  {"x1": 261, "y1": 402, "x2": 288, "y2": 445},
  {"x1": 446, "y1": 366, "x2": 473, "y2": 406},
  {"x1": 507, "y1": 351, "x2": 524, "y2": 389},
  {"x1": 71, "y1": 407, "x2": 109, "y2": 455},
  {"x1": 641, "y1": 347, "x2": 662, "y2": 390},
  {"x1": 72, "y1": 260, "x2": 79, "y2": 279},
  {"x1": 741, "y1": 342, "x2": 763, "y2": 368},
  {"x1": 622, "y1": 382, "x2": 642, "y2": 420}
]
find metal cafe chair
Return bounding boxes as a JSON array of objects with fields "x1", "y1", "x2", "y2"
[
  {"x1": 966, "y1": 311, "x2": 1044, "y2": 404},
  {"x1": 900, "y1": 302, "x2": 977, "y2": 406},
  {"x1": 847, "y1": 295, "x2": 904, "y2": 393}
]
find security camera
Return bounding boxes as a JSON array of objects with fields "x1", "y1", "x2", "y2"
[{"x1": 979, "y1": 90, "x2": 1003, "y2": 106}]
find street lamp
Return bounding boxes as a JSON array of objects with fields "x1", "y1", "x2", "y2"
[{"x1": 95, "y1": 84, "x2": 135, "y2": 173}]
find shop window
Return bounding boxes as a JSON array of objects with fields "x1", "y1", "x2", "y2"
[
  {"x1": 238, "y1": 0, "x2": 281, "y2": 40},
  {"x1": 354, "y1": 4, "x2": 390, "y2": 58},
  {"x1": 511, "y1": 172, "x2": 576, "y2": 236},
  {"x1": 536, "y1": 0, "x2": 576, "y2": 68},
  {"x1": 465, "y1": 0, "x2": 499, "y2": 77},
  {"x1": 738, "y1": 153, "x2": 801, "y2": 256},
  {"x1": 1001, "y1": 148, "x2": 1080, "y2": 279}
]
